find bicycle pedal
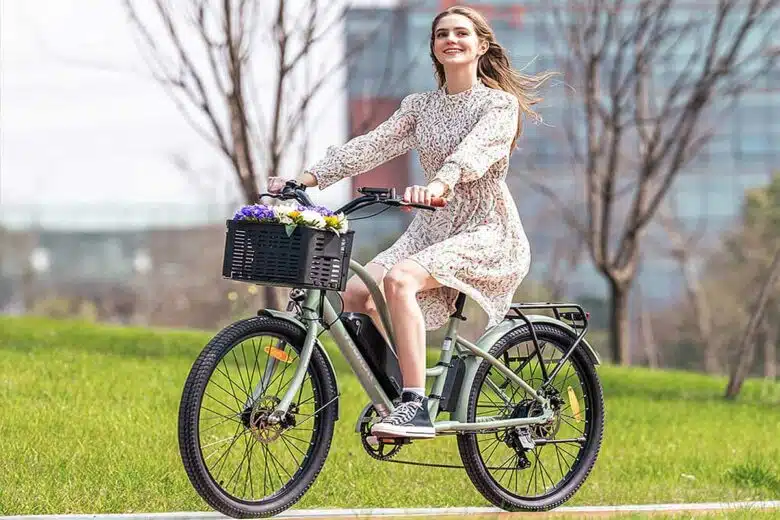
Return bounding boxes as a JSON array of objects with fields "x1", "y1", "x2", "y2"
[{"x1": 373, "y1": 435, "x2": 412, "y2": 445}]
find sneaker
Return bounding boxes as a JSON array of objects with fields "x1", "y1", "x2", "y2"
[{"x1": 371, "y1": 392, "x2": 435, "y2": 439}]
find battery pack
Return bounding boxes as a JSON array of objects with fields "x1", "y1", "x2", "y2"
[{"x1": 339, "y1": 312, "x2": 403, "y2": 400}]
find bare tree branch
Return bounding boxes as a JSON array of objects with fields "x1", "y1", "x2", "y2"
[
  {"x1": 725, "y1": 246, "x2": 780, "y2": 398},
  {"x1": 545, "y1": 0, "x2": 780, "y2": 363},
  {"x1": 124, "y1": 0, "x2": 427, "y2": 309}
]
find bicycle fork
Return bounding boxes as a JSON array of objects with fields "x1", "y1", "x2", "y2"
[{"x1": 244, "y1": 292, "x2": 321, "y2": 423}]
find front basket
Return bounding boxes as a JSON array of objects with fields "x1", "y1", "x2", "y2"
[{"x1": 222, "y1": 220, "x2": 354, "y2": 291}]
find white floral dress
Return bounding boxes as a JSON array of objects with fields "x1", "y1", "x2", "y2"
[{"x1": 305, "y1": 81, "x2": 531, "y2": 331}]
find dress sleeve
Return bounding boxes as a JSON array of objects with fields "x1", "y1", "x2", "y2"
[
  {"x1": 432, "y1": 94, "x2": 519, "y2": 198},
  {"x1": 304, "y1": 94, "x2": 419, "y2": 189}
]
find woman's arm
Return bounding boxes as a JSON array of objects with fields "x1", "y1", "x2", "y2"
[
  {"x1": 303, "y1": 93, "x2": 420, "y2": 190},
  {"x1": 431, "y1": 94, "x2": 519, "y2": 198}
]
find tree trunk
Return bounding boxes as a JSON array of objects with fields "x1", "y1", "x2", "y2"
[
  {"x1": 635, "y1": 286, "x2": 658, "y2": 368},
  {"x1": 764, "y1": 321, "x2": 778, "y2": 380},
  {"x1": 609, "y1": 279, "x2": 632, "y2": 365},
  {"x1": 640, "y1": 305, "x2": 659, "y2": 369},
  {"x1": 704, "y1": 345, "x2": 721, "y2": 375},
  {"x1": 725, "y1": 248, "x2": 780, "y2": 399}
]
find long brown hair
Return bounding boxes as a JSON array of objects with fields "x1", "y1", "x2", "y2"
[{"x1": 430, "y1": 6, "x2": 559, "y2": 150}]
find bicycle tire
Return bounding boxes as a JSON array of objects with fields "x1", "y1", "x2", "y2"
[
  {"x1": 178, "y1": 316, "x2": 338, "y2": 518},
  {"x1": 457, "y1": 323, "x2": 604, "y2": 511}
]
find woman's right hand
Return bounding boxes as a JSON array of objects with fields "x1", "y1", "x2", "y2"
[
  {"x1": 267, "y1": 176, "x2": 289, "y2": 194},
  {"x1": 268, "y1": 173, "x2": 318, "y2": 194}
]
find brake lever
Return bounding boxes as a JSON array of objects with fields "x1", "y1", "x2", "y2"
[{"x1": 257, "y1": 192, "x2": 280, "y2": 202}]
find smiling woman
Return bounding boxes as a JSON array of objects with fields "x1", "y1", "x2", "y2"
[{"x1": 268, "y1": 5, "x2": 559, "y2": 441}]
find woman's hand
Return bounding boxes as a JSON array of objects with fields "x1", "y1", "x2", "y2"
[
  {"x1": 403, "y1": 180, "x2": 446, "y2": 205},
  {"x1": 268, "y1": 173, "x2": 319, "y2": 194},
  {"x1": 267, "y1": 176, "x2": 289, "y2": 194}
]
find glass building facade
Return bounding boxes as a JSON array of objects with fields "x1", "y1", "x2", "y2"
[{"x1": 344, "y1": 1, "x2": 779, "y2": 303}]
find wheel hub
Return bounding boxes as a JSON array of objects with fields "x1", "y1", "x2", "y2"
[
  {"x1": 241, "y1": 396, "x2": 297, "y2": 443},
  {"x1": 511, "y1": 399, "x2": 560, "y2": 440}
]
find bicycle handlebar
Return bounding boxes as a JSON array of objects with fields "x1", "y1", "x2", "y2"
[{"x1": 258, "y1": 182, "x2": 446, "y2": 216}]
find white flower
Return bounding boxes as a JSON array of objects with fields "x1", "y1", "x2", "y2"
[
  {"x1": 300, "y1": 210, "x2": 326, "y2": 229},
  {"x1": 335, "y1": 213, "x2": 348, "y2": 232},
  {"x1": 273, "y1": 202, "x2": 298, "y2": 224}
]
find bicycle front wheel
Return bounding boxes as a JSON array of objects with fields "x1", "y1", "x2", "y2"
[
  {"x1": 457, "y1": 323, "x2": 604, "y2": 511},
  {"x1": 178, "y1": 316, "x2": 338, "y2": 518}
]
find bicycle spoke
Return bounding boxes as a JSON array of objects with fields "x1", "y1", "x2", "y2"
[
  {"x1": 473, "y1": 336, "x2": 594, "y2": 500},
  {"x1": 196, "y1": 331, "x2": 322, "y2": 503}
]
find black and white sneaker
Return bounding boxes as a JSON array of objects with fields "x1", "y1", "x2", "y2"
[{"x1": 371, "y1": 392, "x2": 435, "y2": 439}]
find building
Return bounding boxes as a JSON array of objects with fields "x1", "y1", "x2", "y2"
[{"x1": 343, "y1": 0, "x2": 780, "y2": 303}]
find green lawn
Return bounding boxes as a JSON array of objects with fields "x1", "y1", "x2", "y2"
[{"x1": 0, "y1": 315, "x2": 779, "y2": 515}]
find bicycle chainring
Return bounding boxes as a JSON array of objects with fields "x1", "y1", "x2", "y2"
[{"x1": 358, "y1": 404, "x2": 403, "y2": 461}]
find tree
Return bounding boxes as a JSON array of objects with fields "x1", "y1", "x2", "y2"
[
  {"x1": 650, "y1": 173, "x2": 780, "y2": 378},
  {"x1": 724, "y1": 247, "x2": 780, "y2": 398},
  {"x1": 123, "y1": 0, "x2": 413, "y2": 309},
  {"x1": 723, "y1": 173, "x2": 780, "y2": 395},
  {"x1": 655, "y1": 207, "x2": 722, "y2": 372},
  {"x1": 541, "y1": 0, "x2": 779, "y2": 364}
]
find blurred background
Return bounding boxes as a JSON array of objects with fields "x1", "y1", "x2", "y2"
[{"x1": 2, "y1": 0, "x2": 778, "y2": 393}]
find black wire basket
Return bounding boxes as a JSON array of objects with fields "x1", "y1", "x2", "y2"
[{"x1": 222, "y1": 220, "x2": 354, "y2": 291}]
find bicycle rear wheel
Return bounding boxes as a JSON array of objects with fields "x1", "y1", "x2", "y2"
[
  {"x1": 178, "y1": 316, "x2": 338, "y2": 518},
  {"x1": 457, "y1": 323, "x2": 604, "y2": 511}
]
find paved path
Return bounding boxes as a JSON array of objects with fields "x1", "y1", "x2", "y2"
[{"x1": 3, "y1": 501, "x2": 779, "y2": 520}]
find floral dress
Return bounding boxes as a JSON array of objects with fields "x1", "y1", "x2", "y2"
[{"x1": 305, "y1": 80, "x2": 531, "y2": 331}]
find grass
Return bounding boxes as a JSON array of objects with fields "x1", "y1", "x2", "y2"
[{"x1": 0, "y1": 315, "x2": 779, "y2": 515}]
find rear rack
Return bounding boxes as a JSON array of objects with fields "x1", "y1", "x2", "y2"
[{"x1": 504, "y1": 302, "x2": 590, "y2": 384}]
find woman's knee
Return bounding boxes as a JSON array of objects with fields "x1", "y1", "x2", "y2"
[
  {"x1": 343, "y1": 278, "x2": 371, "y2": 312},
  {"x1": 383, "y1": 263, "x2": 419, "y2": 297}
]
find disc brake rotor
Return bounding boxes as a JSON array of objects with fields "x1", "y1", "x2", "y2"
[{"x1": 248, "y1": 396, "x2": 284, "y2": 443}]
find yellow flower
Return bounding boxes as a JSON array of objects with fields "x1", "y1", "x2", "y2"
[
  {"x1": 324, "y1": 216, "x2": 339, "y2": 227},
  {"x1": 288, "y1": 211, "x2": 301, "y2": 219}
]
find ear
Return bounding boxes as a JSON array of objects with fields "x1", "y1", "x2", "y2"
[{"x1": 478, "y1": 39, "x2": 489, "y2": 56}]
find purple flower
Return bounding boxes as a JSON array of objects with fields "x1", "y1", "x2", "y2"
[
  {"x1": 305, "y1": 204, "x2": 335, "y2": 217},
  {"x1": 232, "y1": 202, "x2": 336, "y2": 222},
  {"x1": 234, "y1": 204, "x2": 275, "y2": 222}
]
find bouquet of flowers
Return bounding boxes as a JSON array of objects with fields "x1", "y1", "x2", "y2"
[{"x1": 233, "y1": 202, "x2": 349, "y2": 236}]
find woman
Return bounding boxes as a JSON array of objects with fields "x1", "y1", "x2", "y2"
[{"x1": 268, "y1": 5, "x2": 557, "y2": 439}]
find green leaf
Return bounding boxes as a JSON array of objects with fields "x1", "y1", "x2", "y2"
[{"x1": 285, "y1": 224, "x2": 297, "y2": 237}]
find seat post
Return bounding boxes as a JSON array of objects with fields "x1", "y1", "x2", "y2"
[{"x1": 451, "y1": 292, "x2": 467, "y2": 321}]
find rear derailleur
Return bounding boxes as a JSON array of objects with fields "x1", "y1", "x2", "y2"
[{"x1": 502, "y1": 427, "x2": 535, "y2": 470}]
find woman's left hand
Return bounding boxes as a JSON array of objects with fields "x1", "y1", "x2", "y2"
[{"x1": 403, "y1": 181, "x2": 446, "y2": 205}]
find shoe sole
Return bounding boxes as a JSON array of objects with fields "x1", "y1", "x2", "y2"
[{"x1": 371, "y1": 423, "x2": 435, "y2": 438}]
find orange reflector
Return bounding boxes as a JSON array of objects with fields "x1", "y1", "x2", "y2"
[
  {"x1": 567, "y1": 386, "x2": 582, "y2": 422},
  {"x1": 265, "y1": 345, "x2": 292, "y2": 363}
]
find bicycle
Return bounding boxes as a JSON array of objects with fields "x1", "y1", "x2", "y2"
[{"x1": 177, "y1": 181, "x2": 605, "y2": 518}]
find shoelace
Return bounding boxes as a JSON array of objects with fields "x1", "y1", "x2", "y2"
[{"x1": 384, "y1": 401, "x2": 421, "y2": 425}]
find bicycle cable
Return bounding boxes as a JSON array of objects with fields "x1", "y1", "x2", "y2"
[
  {"x1": 322, "y1": 291, "x2": 345, "y2": 335},
  {"x1": 346, "y1": 205, "x2": 393, "y2": 221}
]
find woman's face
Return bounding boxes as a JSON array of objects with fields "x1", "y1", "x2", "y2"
[{"x1": 432, "y1": 14, "x2": 486, "y2": 67}]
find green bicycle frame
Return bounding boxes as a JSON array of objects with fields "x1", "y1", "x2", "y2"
[{"x1": 264, "y1": 259, "x2": 557, "y2": 432}]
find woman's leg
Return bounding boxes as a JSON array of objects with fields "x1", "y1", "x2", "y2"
[
  {"x1": 371, "y1": 259, "x2": 441, "y2": 439},
  {"x1": 382, "y1": 259, "x2": 442, "y2": 388},
  {"x1": 341, "y1": 262, "x2": 390, "y2": 342}
]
